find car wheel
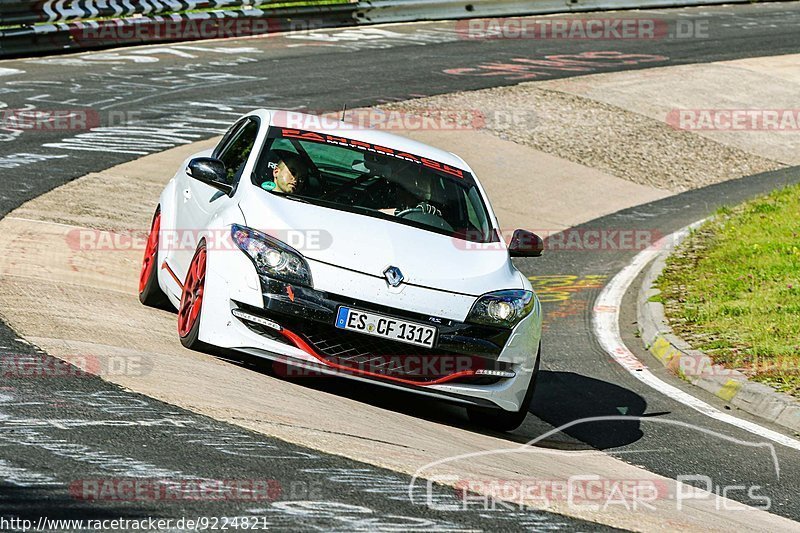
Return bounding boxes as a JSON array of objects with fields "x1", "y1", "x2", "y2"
[
  {"x1": 178, "y1": 241, "x2": 212, "y2": 350},
  {"x1": 467, "y1": 344, "x2": 541, "y2": 432},
  {"x1": 138, "y1": 208, "x2": 170, "y2": 308}
]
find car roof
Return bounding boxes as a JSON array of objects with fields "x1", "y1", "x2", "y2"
[{"x1": 253, "y1": 109, "x2": 473, "y2": 174}]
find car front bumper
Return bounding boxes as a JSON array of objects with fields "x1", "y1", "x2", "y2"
[{"x1": 198, "y1": 250, "x2": 542, "y2": 411}]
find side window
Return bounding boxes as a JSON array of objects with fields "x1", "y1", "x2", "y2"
[
  {"x1": 213, "y1": 120, "x2": 243, "y2": 158},
  {"x1": 217, "y1": 119, "x2": 259, "y2": 185}
]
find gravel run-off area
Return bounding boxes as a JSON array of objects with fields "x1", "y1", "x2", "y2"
[{"x1": 380, "y1": 84, "x2": 785, "y2": 192}]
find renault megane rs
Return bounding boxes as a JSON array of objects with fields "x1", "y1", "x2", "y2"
[{"x1": 139, "y1": 109, "x2": 544, "y2": 431}]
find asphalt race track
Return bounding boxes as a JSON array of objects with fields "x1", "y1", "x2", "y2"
[
  {"x1": 2, "y1": 2, "x2": 800, "y2": 530},
  {"x1": 0, "y1": 345, "x2": 603, "y2": 531}
]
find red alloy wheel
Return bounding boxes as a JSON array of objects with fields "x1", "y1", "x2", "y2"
[
  {"x1": 177, "y1": 245, "x2": 206, "y2": 338},
  {"x1": 139, "y1": 212, "x2": 161, "y2": 294}
]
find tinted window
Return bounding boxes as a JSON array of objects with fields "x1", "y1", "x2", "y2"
[
  {"x1": 213, "y1": 121, "x2": 241, "y2": 158},
  {"x1": 253, "y1": 127, "x2": 496, "y2": 243},
  {"x1": 218, "y1": 119, "x2": 259, "y2": 185}
]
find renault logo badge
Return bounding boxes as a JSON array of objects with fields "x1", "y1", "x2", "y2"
[{"x1": 383, "y1": 266, "x2": 404, "y2": 287}]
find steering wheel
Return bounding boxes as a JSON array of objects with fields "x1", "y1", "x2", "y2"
[
  {"x1": 395, "y1": 207, "x2": 423, "y2": 218},
  {"x1": 396, "y1": 202, "x2": 441, "y2": 218},
  {"x1": 395, "y1": 206, "x2": 453, "y2": 231}
]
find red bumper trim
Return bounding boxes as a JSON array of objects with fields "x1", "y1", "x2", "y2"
[
  {"x1": 161, "y1": 260, "x2": 184, "y2": 290},
  {"x1": 277, "y1": 327, "x2": 477, "y2": 387}
]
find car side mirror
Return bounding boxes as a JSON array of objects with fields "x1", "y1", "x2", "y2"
[
  {"x1": 508, "y1": 229, "x2": 544, "y2": 257},
  {"x1": 187, "y1": 157, "x2": 233, "y2": 196}
]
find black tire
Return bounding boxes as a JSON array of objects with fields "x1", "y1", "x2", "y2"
[
  {"x1": 467, "y1": 344, "x2": 542, "y2": 432},
  {"x1": 178, "y1": 306, "x2": 204, "y2": 350},
  {"x1": 139, "y1": 208, "x2": 170, "y2": 309}
]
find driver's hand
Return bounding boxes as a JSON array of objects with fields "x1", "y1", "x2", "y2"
[{"x1": 416, "y1": 202, "x2": 442, "y2": 216}]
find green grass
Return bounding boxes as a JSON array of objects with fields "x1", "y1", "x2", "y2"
[{"x1": 656, "y1": 183, "x2": 800, "y2": 398}]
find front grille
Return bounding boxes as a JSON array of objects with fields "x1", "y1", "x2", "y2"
[
  {"x1": 296, "y1": 320, "x2": 507, "y2": 384},
  {"x1": 233, "y1": 302, "x2": 510, "y2": 385}
]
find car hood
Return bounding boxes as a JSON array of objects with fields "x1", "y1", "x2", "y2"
[{"x1": 238, "y1": 193, "x2": 520, "y2": 296}]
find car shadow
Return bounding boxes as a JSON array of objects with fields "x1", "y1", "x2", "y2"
[
  {"x1": 222, "y1": 351, "x2": 650, "y2": 451},
  {"x1": 523, "y1": 371, "x2": 648, "y2": 449}
]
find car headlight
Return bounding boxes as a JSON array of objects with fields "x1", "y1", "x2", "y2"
[
  {"x1": 231, "y1": 224, "x2": 313, "y2": 287},
  {"x1": 466, "y1": 290, "x2": 535, "y2": 328}
]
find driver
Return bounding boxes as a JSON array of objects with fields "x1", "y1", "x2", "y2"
[
  {"x1": 270, "y1": 151, "x2": 308, "y2": 194},
  {"x1": 381, "y1": 166, "x2": 442, "y2": 217},
  {"x1": 397, "y1": 184, "x2": 441, "y2": 216}
]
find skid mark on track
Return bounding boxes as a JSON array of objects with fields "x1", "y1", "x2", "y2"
[
  {"x1": 445, "y1": 51, "x2": 670, "y2": 81},
  {"x1": 0, "y1": 458, "x2": 60, "y2": 487}
]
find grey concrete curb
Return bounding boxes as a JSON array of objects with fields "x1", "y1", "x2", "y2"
[{"x1": 637, "y1": 225, "x2": 800, "y2": 435}]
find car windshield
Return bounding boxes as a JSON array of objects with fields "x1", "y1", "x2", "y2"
[{"x1": 252, "y1": 127, "x2": 497, "y2": 243}]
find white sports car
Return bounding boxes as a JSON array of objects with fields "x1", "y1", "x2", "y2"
[{"x1": 139, "y1": 109, "x2": 544, "y2": 431}]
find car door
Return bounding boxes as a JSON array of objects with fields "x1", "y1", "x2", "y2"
[{"x1": 175, "y1": 117, "x2": 260, "y2": 281}]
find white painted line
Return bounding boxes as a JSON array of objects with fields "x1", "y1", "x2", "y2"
[
  {"x1": 4, "y1": 216, "x2": 83, "y2": 229},
  {"x1": 593, "y1": 222, "x2": 800, "y2": 452},
  {"x1": 0, "y1": 68, "x2": 24, "y2": 77}
]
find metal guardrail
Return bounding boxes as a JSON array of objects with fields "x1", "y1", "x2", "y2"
[
  {"x1": 0, "y1": 0, "x2": 313, "y2": 25},
  {"x1": 0, "y1": 2, "x2": 357, "y2": 57},
  {"x1": 0, "y1": 0, "x2": 783, "y2": 58}
]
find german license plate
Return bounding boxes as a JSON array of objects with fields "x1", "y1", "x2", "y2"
[{"x1": 335, "y1": 306, "x2": 437, "y2": 348}]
